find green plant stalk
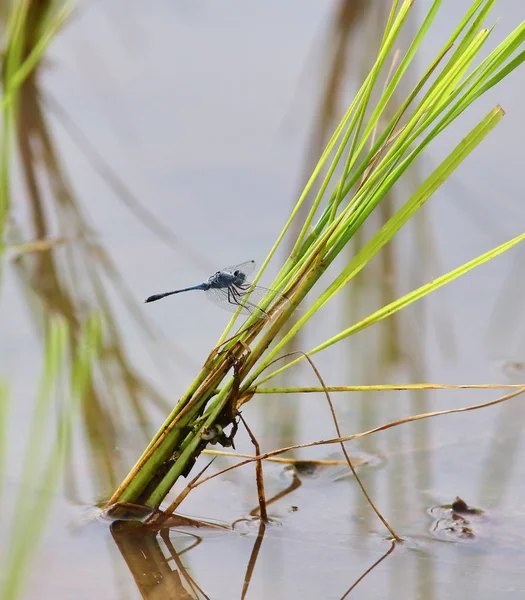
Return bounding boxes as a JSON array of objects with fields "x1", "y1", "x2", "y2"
[
  {"x1": 244, "y1": 106, "x2": 503, "y2": 387},
  {"x1": 203, "y1": 86, "x2": 502, "y2": 394},
  {"x1": 223, "y1": 0, "x2": 482, "y2": 328},
  {"x1": 292, "y1": 0, "x2": 495, "y2": 244},
  {"x1": 109, "y1": 1, "x2": 525, "y2": 510},
  {"x1": 323, "y1": 61, "x2": 497, "y2": 259},
  {"x1": 257, "y1": 229, "x2": 525, "y2": 384},
  {"x1": 315, "y1": 28, "x2": 520, "y2": 267},
  {"x1": 333, "y1": 29, "x2": 491, "y2": 209},
  {"x1": 291, "y1": 0, "x2": 416, "y2": 253},
  {"x1": 215, "y1": 0, "x2": 419, "y2": 343},
  {"x1": 108, "y1": 345, "x2": 250, "y2": 505},
  {"x1": 129, "y1": 97, "x2": 510, "y2": 506},
  {"x1": 213, "y1": 84, "x2": 365, "y2": 343},
  {"x1": 138, "y1": 314, "x2": 267, "y2": 460},
  {"x1": 246, "y1": 63, "x2": 507, "y2": 373},
  {"x1": 281, "y1": 44, "x2": 463, "y2": 270},
  {"x1": 110, "y1": 385, "x2": 216, "y2": 503},
  {"x1": 255, "y1": 384, "x2": 525, "y2": 394},
  {"x1": 112, "y1": 284, "x2": 293, "y2": 505},
  {"x1": 109, "y1": 266, "x2": 319, "y2": 507},
  {"x1": 145, "y1": 379, "x2": 236, "y2": 508},
  {"x1": 329, "y1": 0, "x2": 444, "y2": 222}
]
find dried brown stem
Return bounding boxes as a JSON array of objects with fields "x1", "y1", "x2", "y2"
[
  {"x1": 300, "y1": 352, "x2": 401, "y2": 541},
  {"x1": 238, "y1": 412, "x2": 268, "y2": 523},
  {"x1": 191, "y1": 387, "x2": 525, "y2": 489}
]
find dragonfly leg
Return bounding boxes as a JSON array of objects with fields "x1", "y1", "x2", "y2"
[
  {"x1": 229, "y1": 285, "x2": 243, "y2": 306},
  {"x1": 227, "y1": 286, "x2": 237, "y2": 308},
  {"x1": 230, "y1": 285, "x2": 253, "y2": 313},
  {"x1": 234, "y1": 285, "x2": 270, "y2": 319}
]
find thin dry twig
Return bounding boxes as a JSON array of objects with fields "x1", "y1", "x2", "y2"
[
  {"x1": 238, "y1": 412, "x2": 268, "y2": 523},
  {"x1": 244, "y1": 349, "x2": 398, "y2": 535},
  {"x1": 300, "y1": 352, "x2": 401, "y2": 541},
  {"x1": 250, "y1": 471, "x2": 301, "y2": 517},
  {"x1": 202, "y1": 449, "x2": 366, "y2": 467},
  {"x1": 191, "y1": 387, "x2": 525, "y2": 489},
  {"x1": 255, "y1": 383, "x2": 525, "y2": 393}
]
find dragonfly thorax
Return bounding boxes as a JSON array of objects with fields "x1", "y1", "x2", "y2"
[
  {"x1": 208, "y1": 269, "x2": 246, "y2": 289},
  {"x1": 232, "y1": 270, "x2": 247, "y2": 283}
]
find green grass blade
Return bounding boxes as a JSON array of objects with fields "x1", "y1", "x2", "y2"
[
  {"x1": 256, "y1": 230, "x2": 525, "y2": 385},
  {"x1": 248, "y1": 106, "x2": 503, "y2": 384}
]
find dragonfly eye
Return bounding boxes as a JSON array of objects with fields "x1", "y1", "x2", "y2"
[{"x1": 233, "y1": 270, "x2": 240, "y2": 276}]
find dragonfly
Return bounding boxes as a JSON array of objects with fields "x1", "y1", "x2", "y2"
[{"x1": 145, "y1": 260, "x2": 280, "y2": 318}]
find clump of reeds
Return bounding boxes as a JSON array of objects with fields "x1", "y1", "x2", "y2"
[{"x1": 108, "y1": 0, "x2": 525, "y2": 513}]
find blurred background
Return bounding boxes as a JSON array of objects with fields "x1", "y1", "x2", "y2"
[{"x1": 1, "y1": 0, "x2": 525, "y2": 598}]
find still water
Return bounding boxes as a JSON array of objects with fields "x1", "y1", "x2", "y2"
[{"x1": 2, "y1": 0, "x2": 525, "y2": 598}]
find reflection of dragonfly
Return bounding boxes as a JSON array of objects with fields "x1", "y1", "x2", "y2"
[{"x1": 145, "y1": 260, "x2": 280, "y2": 318}]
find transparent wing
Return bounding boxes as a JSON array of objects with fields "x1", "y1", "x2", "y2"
[
  {"x1": 206, "y1": 283, "x2": 286, "y2": 319},
  {"x1": 220, "y1": 260, "x2": 256, "y2": 277},
  {"x1": 205, "y1": 286, "x2": 263, "y2": 317}
]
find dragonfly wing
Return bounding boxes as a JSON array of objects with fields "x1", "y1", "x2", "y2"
[
  {"x1": 243, "y1": 284, "x2": 290, "y2": 315},
  {"x1": 211, "y1": 283, "x2": 287, "y2": 317},
  {"x1": 236, "y1": 284, "x2": 272, "y2": 307},
  {"x1": 205, "y1": 287, "x2": 255, "y2": 316},
  {"x1": 207, "y1": 284, "x2": 280, "y2": 318},
  {"x1": 221, "y1": 260, "x2": 256, "y2": 277}
]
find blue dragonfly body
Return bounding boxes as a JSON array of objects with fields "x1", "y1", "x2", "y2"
[{"x1": 145, "y1": 260, "x2": 274, "y2": 317}]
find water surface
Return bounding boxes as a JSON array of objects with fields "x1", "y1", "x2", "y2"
[{"x1": 2, "y1": 1, "x2": 525, "y2": 598}]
